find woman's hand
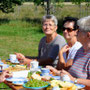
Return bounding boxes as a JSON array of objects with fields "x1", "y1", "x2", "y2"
[
  {"x1": 15, "y1": 53, "x2": 25, "y2": 60},
  {"x1": 60, "y1": 45, "x2": 70, "y2": 54}
]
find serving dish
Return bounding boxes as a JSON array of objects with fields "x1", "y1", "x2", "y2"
[
  {"x1": 23, "y1": 83, "x2": 50, "y2": 90},
  {"x1": 23, "y1": 79, "x2": 50, "y2": 90}
]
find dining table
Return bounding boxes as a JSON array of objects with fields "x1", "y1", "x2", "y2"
[
  {"x1": 1, "y1": 60, "x2": 90, "y2": 90},
  {"x1": 4, "y1": 80, "x2": 24, "y2": 90},
  {"x1": 4, "y1": 80, "x2": 90, "y2": 90}
]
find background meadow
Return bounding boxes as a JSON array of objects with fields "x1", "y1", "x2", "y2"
[{"x1": 0, "y1": 2, "x2": 90, "y2": 60}]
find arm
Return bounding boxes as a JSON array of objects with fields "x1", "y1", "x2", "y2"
[
  {"x1": 38, "y1": 58, "x2": 54, "y2": 66},
  {"x1": 57, "y1": 45, "x2": 72, "y2": 70},
  {"x1": 15, "y1": 53, "x2": 32, "y2": 64},
  {"x1": 0, "y1": 71, "x2": 12, "y2": 83},
  {"x1": 60, "y1": 69, "x2": 90, "y2": 87},
  {"x1": 16, "y1": 53, "x2": 54, "y2": 66},
  {"x1": 46, "y1": 65, "x2": 60, "y2": 76}
]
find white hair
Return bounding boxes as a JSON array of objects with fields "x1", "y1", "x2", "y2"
[
  {"x1": 77, "y1": 16, "x2": 90, "y2": 32},
  {"x1": 42, "y1": 15, "x2": 58, "y2": 26}
]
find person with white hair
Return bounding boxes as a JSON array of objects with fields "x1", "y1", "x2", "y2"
[{"x1": 16, "y1": 15, "x2": 66, "y2": 67}]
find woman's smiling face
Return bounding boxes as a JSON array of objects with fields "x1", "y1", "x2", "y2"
[
  {"x1": 42, "y1": 19, "x2": 57, "y2": 36},
  {"x1": 63, "y1": 22, "x2": 77, "y2": 40}
]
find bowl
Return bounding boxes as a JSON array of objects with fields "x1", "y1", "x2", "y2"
[
  {"x1": 23, "y1": 79, "x2": 50, "y2": 90},
  {"x1": 23, "y1": 84, "x2": 49, "y2": 90},
  {"x1": 41, "y1": 68, "x2": 50, "y2": 76}
]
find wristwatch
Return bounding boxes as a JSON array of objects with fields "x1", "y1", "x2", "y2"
[{"x1": 74, "y1": 78, "x2": 77, "y2": 84}]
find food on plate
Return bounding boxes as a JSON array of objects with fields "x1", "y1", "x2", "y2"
[
  {"x1": 36, "y1": 71, "x2": 41, "y2": 75},
  {"x1": 41, "y1": 75, "x2": 53, "y2": 81},
  {"x1": 5, "y1": 65, "x2": 26, "y2": 72},
  {"x1": 31, "y1": 73, "x2": 41, "y2": 80},
  {"x1": 50, "y1": 80, "x2": 77, "y2": 90},
  {"x1": 24, "y1": 79, "x2": 49, "y2": 87},
  {"x1": 27, "y1": 71, "x2": 54, "y2": 81},
  {"x1": 27, "y1": 71, "x2": 41, "y2": 79},
  {"x1": 27, "y1": 72, "x2": 33, "y2": 79}
]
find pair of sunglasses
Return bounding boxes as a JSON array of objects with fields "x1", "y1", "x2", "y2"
[{"x1": 62, "y1": 27, "x2": 75, "y2": 32}]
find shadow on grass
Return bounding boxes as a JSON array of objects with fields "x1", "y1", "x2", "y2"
[
  {"x1": 22, "y1": 18, "x2": 41, "y2": 24},
  {"x1": 22, "y1": 17, "x2": 43, "y2": 33},
  {"x1": 0, "y1": 18, "x2": 10, "y2": 25}
]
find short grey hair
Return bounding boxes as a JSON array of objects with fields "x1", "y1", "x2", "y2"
[
  {"x1": 77, "y1": 16, "x2": 90, "y2": 32},
  {"x1": 42, "y1": 15, "x2": 58, "y2": 26}
]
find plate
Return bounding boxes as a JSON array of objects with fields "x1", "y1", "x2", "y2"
[
  {"x1": 75, "y1": 84, "x2": 85, "y2": 89},
  {"x1": 6, "y1": 77, "x2": 28, "y2": 82},
  {"x1": 11, "y1": 59, "x2": 20, "y2": 64},
  {"x1": 23, "y1": 82, "x2": 50, "y2": 89},
  {"x1": 70, "y1": 81, "x2": 85, "y2": 89},
  {"x1": 7, "y1": 59, "x2": 20, "y2": 64},
  {"x1": 0, "y1": 64, "x2": 9, "y2": 69},
  {"x1": 52, "y1": 76, "x2": 60, "y2": 80},
  {"x1": 12, "y1": 81, "x2": 25, "y2": 85},
  {"x1": 40, "y1": 73, "x2": 53, "y2": 77}
]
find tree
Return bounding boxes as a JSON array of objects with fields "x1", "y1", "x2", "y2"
[
  {"x1": 0, "y1": 0, "x2": 22, "y2": 13},
  {"x1": 33, "y1": 0, "x2": 90, "y2": 15},
  {"x1": 33, "y1": 0, "x2": 64, "y2": 15}
]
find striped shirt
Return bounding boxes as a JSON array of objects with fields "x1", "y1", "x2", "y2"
[{"x1": 68, "y1": 47, "x2": 90, "y2": 79}]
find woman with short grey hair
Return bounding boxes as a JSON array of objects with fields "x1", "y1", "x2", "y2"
[
  {"x1": 42, "y1": 15, "x2": 58, "y2": 26},
  {"x1": 16, "y1": 15, "x2": 66, "y2": 67}
]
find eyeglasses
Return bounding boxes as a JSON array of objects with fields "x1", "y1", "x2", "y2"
[
  {"x1": 62, "y1": 27, "x2": 75, "y2": 32},
  {"x1": 43, "y1": 24, "x2": 55, "y2": 27}
]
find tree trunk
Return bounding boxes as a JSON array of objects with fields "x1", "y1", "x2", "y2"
[{"x1": 46, "y1": 0, "x2": 51, "y2": 15}]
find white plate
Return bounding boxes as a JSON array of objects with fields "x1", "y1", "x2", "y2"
[
  {"x1": 52, "y1": 76, "x2": 60, "y2": 80},
  {"x1": 12, "y1": 81, "x2": 24, "y2": 85},
  {"x1": 0, "y1": 64, "x2": 9, "y2": 69},
  {"x1": 6, "y1": 77, "x2": 28, "y2": 82},
  {"x1": 11, "y1": 60, "x2": 20, "y2": 64},
  {"x1": 75, "y1": 84, "x2": 85, "y2": 89}
]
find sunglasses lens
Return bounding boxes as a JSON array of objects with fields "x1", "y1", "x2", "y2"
[
  {"x1": 67, "y1": 28, "x2": 72, "y2": 32},
  {"x1": 63, "y1": 27, "x2": 74, "y2": 32}
]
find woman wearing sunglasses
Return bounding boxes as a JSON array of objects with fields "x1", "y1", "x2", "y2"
[{"x1": 57, "y1": 17, "x2": 82, "y2": 70}]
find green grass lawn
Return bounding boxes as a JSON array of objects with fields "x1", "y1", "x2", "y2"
[
  {"x1": 0, "y1": 82, "x2": 12, "y2": 90},
  {"x1": 0, "y1": 2, "x2": 89, "y2": 89},
  {"x1": 0, "y1": 20, "x2": 45, "y2": 89},
  {"x1": 0, "y1": 20, "x2": 45, "y2": 60}
]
